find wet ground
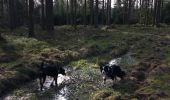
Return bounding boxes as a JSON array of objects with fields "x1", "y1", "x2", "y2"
[
  {"x1": 2, "y1": 68, "x2": 102, "y2": 100},
  {"x1": 2, "y1": 53, "x2": 136, "y2": 100}
]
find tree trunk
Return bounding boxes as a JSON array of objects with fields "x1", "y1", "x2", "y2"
[
  {"x1": 45, "y1": 0, "x2": 54, "y2": 31},
  {"x1": 41, "y1": 0, "x2": 45, "y2": 30},
  {"x1": 66, "y1": 0, "x2": 69, "y2": 25},
  {"x1": 70, "y1": 0, "x2": 74, "y2": 25},
  {"x1": 9, "y1": 0, "x2": 16, "y2": 30},
  {"x1": 83, "y1": 0, "x2": 87, "y2": 26},
  {"x1": 95, "y1": 0, "x2": 98, "y2": 27},
  {"x1": 160, "y1": 0, "x2": 164, "y2": 23},
  {"x1": 128, "y1": 0, "x2": 132, "y2": 25},
  {"x1": 0, "y1": 0, "x2": 4, "y2": 18},
  {"x1": 73, "y1": 0, "x2": 77, "y2": 29},
  {"x1": 106, "y1": 0, "x2": 109, "y2": 25},
  {"x1": 108, "y1": 0, "x2": 111, "y2": 25},
  {"x1": 25, "y1": 0, "x2": 29, "y2": 26},
  {"x1": 28, "y1": 0, "x2": 34, "y2": 37},
  {"x1": 156, "y1": 0, "x2": 161, "y2": 26},
  {"x1": 102, "y1": 0, "x2": 105, "y2": 25},
  {"x1": 153, "y1": 0, "x2": 157, "y2": 25},
  {"x1": 106, "y1": 0, "x2": 112, "y2": 25},
  {"x1": 90, "y1": 0, "x2": 94, "y2": 25}
]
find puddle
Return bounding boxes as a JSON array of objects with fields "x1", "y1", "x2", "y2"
[
  {"x1": 1, "y1": 53, "x2": 136, "y2": 100},
  {"x1": 110, "y1": 53, "x2": 136, "y2": 65},
  {"x1": 3, "y1": 73, "x2": 72, "y2": 100}
]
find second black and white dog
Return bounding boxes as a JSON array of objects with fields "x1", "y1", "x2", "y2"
[{"x1": 99, "y1": 61, "x2": 126, "y2": 84}]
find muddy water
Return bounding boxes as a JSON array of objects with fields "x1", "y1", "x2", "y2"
[{"x1": 2, "y1": 53, "x2": 136, "y2": 100}]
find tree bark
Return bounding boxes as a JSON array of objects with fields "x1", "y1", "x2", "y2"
[
  {"x1": 156, "y1": 0, "x2": 161, "y2": 26},
  {"x1": 128, "y1": 0, "x2": 132, "y2": 24},
  {"x1": 70, "y1": 0, "x2": 74, "y2": 25},
  {"x1": 45, "y1": 0, "x2": 54, "y2": 31},
  {"x1": 25, "y1": 0, "x2": 29, "y2": 25},
  {"x1": 66, "y1": 0, "x2": 69, "y2": 25},
  {"x1": 84, "y1": 0, "x2": 87, "y2": 26},
  {"x1": 73, "y1": 0, "x2": 77, "y2": 29},
  {"x1": 28, "y1": 0, "x2": 34, "y2": 37},
  {"x1": 90, "y1": 0, "x2": 94, "y2": 25},
  {"x1": 95, "y1": 0, "x2": 99, "y2": 27},
  {"x1": 41, "y1": 0, "x2": 45, "y2": 30},
  {"x1": 0, "y1": 0, "x2": 4, "y2": 18},
  {"x1": 9, "y1": 0, "x2": 16, "y2": 30},
  {"x1": 102, "y1": 0, "x2": 105, "y2": 25}
]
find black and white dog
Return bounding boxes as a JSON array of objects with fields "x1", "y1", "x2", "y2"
[{"x1": 99, "y1": 60, "x2": 126, "y2": 84}]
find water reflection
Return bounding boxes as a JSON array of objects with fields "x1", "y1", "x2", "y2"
[{"x1": 3, "y1": 74, "x2": 71, "y2": 100}]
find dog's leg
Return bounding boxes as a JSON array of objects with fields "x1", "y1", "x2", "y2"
[
  {"x1": 103, "y1": 76, "x2": 106, "y2": 84},
  {"x1": 54, "y1": 76, "x2": 58, "y2": 86},
  {"x1": 42, "y1": 75, "x2": 46, "y2": 84},
  {"x1": 40, "y1": 75, "x2": 46, "y2": 90},
  {"x1": 112, "y1": 76, "x2": 117, "y2": 84},
  {"x1": 114, "y1": 76, "x2": 117, "y2": 82},
  {"x1": 39, "y1": 77, "x2": 43, "y2": 91},
  {"x1": 50, "y1": 78, "x2": 54, "y2": 87}
]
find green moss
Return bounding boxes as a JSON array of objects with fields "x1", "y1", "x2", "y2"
[
  {"x1": 91, "y1": 88, "x2": 121, "y2": 100},
  {"x1": 1, "y1": 26, "x2": 170, "y2": 98},
  {"x1": 6, "y1": 35, "x2": 50, "y2": 54},
  {"x1": 70, "y1": 59, "x2": 98, "y2": 69}
]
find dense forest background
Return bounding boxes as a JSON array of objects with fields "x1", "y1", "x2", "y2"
[{"x1": 0, "y1": 0, "x2": 170, "y2": 36}]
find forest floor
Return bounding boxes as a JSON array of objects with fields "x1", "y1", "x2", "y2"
[{"x1": 0, "y1": 25, "x2": 170, "y2": 100}]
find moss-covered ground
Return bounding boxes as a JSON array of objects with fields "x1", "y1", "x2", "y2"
[{"x1": 0, "y1": 25, "x2": 170, "y2": 99}]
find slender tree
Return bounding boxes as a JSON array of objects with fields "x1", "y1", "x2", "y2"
[
  {"x1": 41, "y1": 0, "x2": 45, "y2": 30},
  {"x1": 128, "y1": 0, "x2": 132, "y2": 24},
  {"x1": 95, "y1": 0, "x2": 99, "y2": 27},
  {"x1": 90, "y1": 0, "x2": 94, "y2": 25},
  {"x1": 9, "y1": 0, "x2": 16, "y2": 30},
  {"x1": 84, "y1": 0, "x2": 87, "y2": 25},
  {"x1": 73, "y1": 0, "x2": 77, "y2": 29},
  {"x1": 66, "y1": 0, "x2": 69, "y2": 25},
  {"x1": 106, "y1": 0, "x2": 111, "y2": 25},
  {"x1": 102, "y1": 0, "x2": 105, "y2": 24},
  {"x1": 0, "y1": 0, "x2": 4, "y2": 18},
  {"x1": 28, "y1": 0, "x2": 34, "y2": 37},
  {"x1": 70, "y1": 0, "x2": 74, "y2": 25},
  {"x1": 25, "y1": 0, "x2": 29, "y2": 25},
  {"x1": 0, "y1": 0, "x2": 3, "y2": 39},
  {"x1": 45, "y1": 0, "x2": 54, "y2": 31}
]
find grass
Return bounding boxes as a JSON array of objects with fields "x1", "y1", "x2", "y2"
[
  {"x1": 0, "y1": 25, "x2": 170, "y2": 99},
  {"x1": 70, "y1": 59, "x2": 97, "y2": 69},
  {"x1": 91, "y1": 88, "x2": 121, "y2": 100}
]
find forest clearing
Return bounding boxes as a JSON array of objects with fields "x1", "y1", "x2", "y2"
[
  {"x1": 0, "y1": 26, "x2": 170, "y2": 99},
  {"x1": 0, "y1": 0, "x2": 170, "y2": 100}
]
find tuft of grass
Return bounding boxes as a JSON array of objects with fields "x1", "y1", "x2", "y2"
[
  {"x1": 6, "y1": 35, "x2": 50, "y2": 54},
  {"x1": 91, "y1": 88, "x2": 121, "y2": 100},
  {"x1": 70, "y1": 59, "x2": 98, "y2": 69}
]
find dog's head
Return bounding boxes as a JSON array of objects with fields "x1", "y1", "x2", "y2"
[
  {"x1": 99, "y1": 62, "x2": 108, "y2": 72},
  {"x1": 58, "y1": 67, "x2": 66, "y2": 75}
]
